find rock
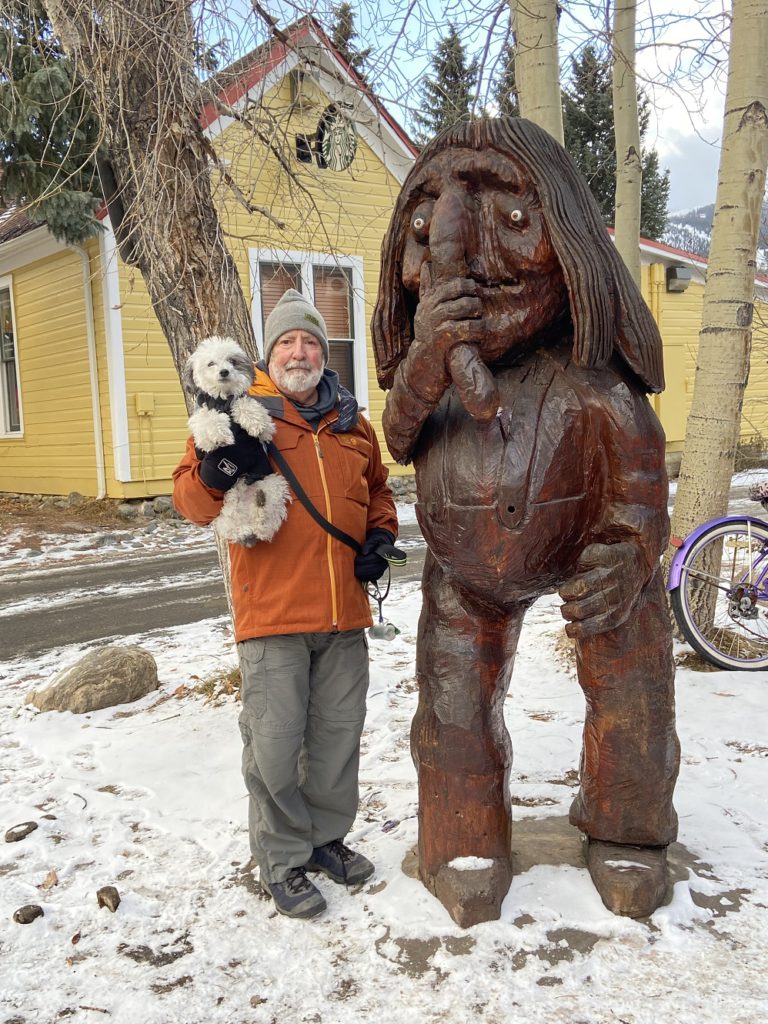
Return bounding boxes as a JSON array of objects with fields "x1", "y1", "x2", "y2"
[
  {"x1": 117, "y1": 503, "x2": 139, "y2": 519},
  {"x1": 5, "y1": 821, "x2": 38, "y2": 843},
  {"x1": 13, "y1": 904, "x2": 44, "y2": 924},
  {"x1": 153, "y1": 496, "x2": 172, "y2": 514},
  {"x1": 97, "y1": 885, "x2": 121, "y2": 912},
  {"x1": 140, "y1": 501, "x2": 156, "y2": 517},
  {"x1": 27, "y1": 646, "x2": 159, "y2": 714},
  {"x1": 66, "y1": 491, "x2": 85, "y2": 507}
]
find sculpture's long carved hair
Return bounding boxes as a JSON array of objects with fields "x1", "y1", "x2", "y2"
[{"x1": 371, "y1": 117, "x2": 664, "y2": 394}]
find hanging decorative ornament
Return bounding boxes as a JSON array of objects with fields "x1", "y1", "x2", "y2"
[{"x1": 318, "y1": 105, "x2": 358, "y2": 171}]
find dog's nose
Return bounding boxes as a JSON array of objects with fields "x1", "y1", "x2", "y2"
[{"x1": 219, "y1": 368, "x2": 230, "y2": 378}]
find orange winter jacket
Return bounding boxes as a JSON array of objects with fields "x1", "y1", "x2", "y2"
[{"x1": 172, "y1": 368, "x2": 398, "y2": 642}]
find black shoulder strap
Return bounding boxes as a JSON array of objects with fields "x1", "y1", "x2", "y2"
[{"x1": 266, "y1": 441, "x2": 362, "y2": 554}]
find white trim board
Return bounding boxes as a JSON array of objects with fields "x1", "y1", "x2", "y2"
[{"x1": 98, "y1": 220, "x2": 132, "y2": 482}]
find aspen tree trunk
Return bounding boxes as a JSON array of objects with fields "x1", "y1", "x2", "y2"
[
  {"x1": 44, "y1": 0, "x2": 256, "y2": 380},
  {"x1": 667, "y1": 0, "x2": 768, "y2": 569},
  {"x1": 612, "y1": 0, "x2": 642, "y2": 286},
  {"x1": 509, "y1": 0, "x2": 564, "y2": 144}
]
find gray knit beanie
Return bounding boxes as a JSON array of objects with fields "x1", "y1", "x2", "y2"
[{"x1": 263, "y1": 289, "x2": 329, "y2": 365}]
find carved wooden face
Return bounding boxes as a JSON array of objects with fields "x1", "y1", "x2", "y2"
[{"x1": 400, "y1": 147, "x2": 569, "y2": 361}]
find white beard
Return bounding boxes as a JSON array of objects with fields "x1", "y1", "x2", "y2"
[{"x1": 270, "y1": 361, "x2": 324, "y2": 398}]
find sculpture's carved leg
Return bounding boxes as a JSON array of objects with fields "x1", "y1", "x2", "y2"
[
  {"x1": 570, "y1": 566, "x2": 680, "y2": 917},
  {"x1": 413, "y1": 551, "x2": 527, "y2": 927}
]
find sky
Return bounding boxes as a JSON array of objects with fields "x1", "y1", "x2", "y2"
[
  {"x1": 632, "y1": 1, "x2": 731, "y2": 211},
  {"x1": 2, "y1": 489, "x2": 768, "y2": 1022}
]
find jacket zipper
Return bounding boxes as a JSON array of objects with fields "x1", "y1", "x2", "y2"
[{"x1": 313, "y1": 429, "x2": 339, "y2": 631}]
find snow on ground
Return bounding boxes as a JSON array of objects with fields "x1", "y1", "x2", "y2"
[{"x1": 1, "y1": 504, "x2": 768, "y2": 1024}]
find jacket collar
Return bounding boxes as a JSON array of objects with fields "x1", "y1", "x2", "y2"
[{"x1": 250, "y1": 363, "x2": 359, "y2": 433}]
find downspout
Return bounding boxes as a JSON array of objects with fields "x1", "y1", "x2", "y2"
[{"x1": 73, "y1": 245, "x2": 107, "y2": 499}]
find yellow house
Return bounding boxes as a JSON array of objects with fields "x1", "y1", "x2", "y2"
[
  {"x1": 637, "y1": 238, "x2": 768, "y2": 474},
  {"x1": 1, "y1": 18, "x2": 767, "y2": 498}
]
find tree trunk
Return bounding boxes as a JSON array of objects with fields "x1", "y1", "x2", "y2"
[
  {"x1": 509, "y1": 0, "x2": 564, "y2": 144},
  {"x1": 612, "y1": 0, "x2": 642, "y2": 286},
  {"x1": 43, "y1": 1, "x2": 258, "y2": 620},
  {"x1": 44, "y1": 0, "x2": 255, "y2": 385},
  {"x1": 667, "y1": 0, "x2": 768, "y2": 568}
]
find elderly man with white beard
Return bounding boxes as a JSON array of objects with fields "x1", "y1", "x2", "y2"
[{"x1": 173, "y1": 289, "x2": 398, "y2": 920}]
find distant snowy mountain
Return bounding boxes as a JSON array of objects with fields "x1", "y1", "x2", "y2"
[{"x1": 662, "y1": 200, "x2": 768, "y2": 272}]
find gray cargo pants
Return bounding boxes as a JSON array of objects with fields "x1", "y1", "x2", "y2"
[{"x1": 237, "y1": 629, "x2": 369, "y2": 884}]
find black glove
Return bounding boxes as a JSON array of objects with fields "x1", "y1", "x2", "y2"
[
  {"x1": 198, "y1": 426, "x2": 272, "y2": 492},
  {"x1": 354, "y1": 528, "x2": 395, "y2": 582}
]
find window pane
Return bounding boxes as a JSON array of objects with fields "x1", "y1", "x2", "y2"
[
  {"x1": 328, "y1": 340, "x2": 354, "y2": 392},
  {"x1": 259, "y1": 262, "x2": 301, "y2": 330},
  {"x1": 1, "y1": 288, "x2": 20, "y2": 433},
  {"x1": 313, "y1": 265, "x2": 352, "y2": 339},
  {"x1": 4, "y1": 360, "x2": 20, "y2": 432}
]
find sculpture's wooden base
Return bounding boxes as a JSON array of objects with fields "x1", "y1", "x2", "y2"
[
  {"x1": 422, "y1": 858, "x2": 513, "y2": 928},
  {"x1": 584, "y1": 839, "x2": 669, "y2": 918}
]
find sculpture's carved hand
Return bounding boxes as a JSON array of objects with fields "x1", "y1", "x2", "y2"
[
  {"x1": 405, "y1": 263, "x2": 484, "y2": 405},
  {"x1": 559, "y1": 542, "x2": 648, "y2": 639}
]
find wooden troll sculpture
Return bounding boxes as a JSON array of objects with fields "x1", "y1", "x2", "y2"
[{"x1": 371, "y1": 118, "x2": 680, "y2": 928}]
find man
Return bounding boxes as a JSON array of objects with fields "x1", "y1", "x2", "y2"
[{"x1": 173, "y1": 288, "x2": 398, "y2": 919}]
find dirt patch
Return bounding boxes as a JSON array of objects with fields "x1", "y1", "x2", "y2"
[
  {"x1": 673, "y1": 650, "x2": 721, "y2": 672},
  {"x1": 117, "y1": 934, "x2": 193, "y2": 968},
  {"x1": 0, "y1": 494, "x2": 141, "y2": 534}
]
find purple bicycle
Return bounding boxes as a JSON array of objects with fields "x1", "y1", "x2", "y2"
[{"x1": 667, "y1": 483, "x2": 768, "y2": 670}]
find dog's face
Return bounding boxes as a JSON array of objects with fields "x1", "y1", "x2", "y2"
[{"x1": 183, "y1": 337, "x2": 255, "y2": 399}]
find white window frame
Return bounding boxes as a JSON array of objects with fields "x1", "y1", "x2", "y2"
[
  {"x1": 249, "y1": 248, "x2": 369, "y2": 410},
  {"x1": 0, "y1": 276, "x2": 23, "y2": 437}
]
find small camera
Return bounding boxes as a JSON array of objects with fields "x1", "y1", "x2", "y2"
[{"x1": 368, "y1": 621, "x2": 399, "y2": 641}]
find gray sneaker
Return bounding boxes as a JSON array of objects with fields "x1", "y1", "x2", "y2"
[
  {"x1": 262, "y1": 868, "x2": 326, "y2": 919},
  {"x1": 307, "y1": 840, "x2": 375, "y2": 886}
]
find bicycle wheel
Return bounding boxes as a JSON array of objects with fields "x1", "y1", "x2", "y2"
[{"x1": 671, "y1": 519, "x2": 768, "y2": 670}]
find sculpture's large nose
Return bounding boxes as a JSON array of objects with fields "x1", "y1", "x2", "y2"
[{"x1": 429, "y1": 189, "x2": 475, "y2": 283}]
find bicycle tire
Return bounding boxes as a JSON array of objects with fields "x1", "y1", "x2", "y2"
[{"x1": 671, "y1": 518, "x2": 768, "y2": 670}]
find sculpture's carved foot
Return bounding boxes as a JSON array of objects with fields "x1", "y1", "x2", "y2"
[
  {"x1": 585, "y1": 839, "x2": 669, "y2": 918},
  {"x1": 424, "y1": 858, "x2": 512, "y2": 928}
]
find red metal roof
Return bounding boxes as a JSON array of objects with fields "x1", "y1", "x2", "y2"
[{"x1": 0, "y1": 206, "x2": 39, "y2": 244}]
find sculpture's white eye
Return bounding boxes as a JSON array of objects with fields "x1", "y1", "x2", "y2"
[
  {"x1": 411, "y1": 202, "x2": 433, "y2": 241},
  {"x1": 510, "y1": 209, "x2": 523, "y2": 223}
]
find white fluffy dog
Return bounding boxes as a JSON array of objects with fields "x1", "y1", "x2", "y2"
[{"x1": 183, "y1": 336, "x2": 290, "y2": 546}]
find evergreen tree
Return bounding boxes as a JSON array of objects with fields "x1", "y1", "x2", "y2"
[
  {"x1": 639, "y1": 148, "x2": 671, "y2": 240},
  {"x1": 562, "y1": 46, "x2": 615, "y2": 222},
  {"x1": 562, "y1": 44, "x2": 670, "y2": 240},
  {"x1": 327, "y1": 3, "x2": 371, "y2": 82},
  {"x1": 492, "y1": 39, "x2": 519, "y2": 118},
  {"x1": 0, "y1": 1, "x2": 102, "y2": 243},
  {"x1": 413, "y1": 24, "x2": 478, "y2": 145}
]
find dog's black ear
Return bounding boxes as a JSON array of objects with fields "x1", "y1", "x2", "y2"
[
  {"x1": 231, "y1": 348, "x2": 256, "y2": 384},
  {"x1": 181, "y1": 356, "x2": 197, "y2": 393}
]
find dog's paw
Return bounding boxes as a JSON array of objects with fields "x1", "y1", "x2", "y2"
[
  {"x1": 214, "y1": 474, "x2": 291, "y2": 545},
  {"x1": 188, "y1": 407, "x2": 234, "y2": 451},
  {"x1": 231, "y1": 396, "x2": 275, "y2": 442}
]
